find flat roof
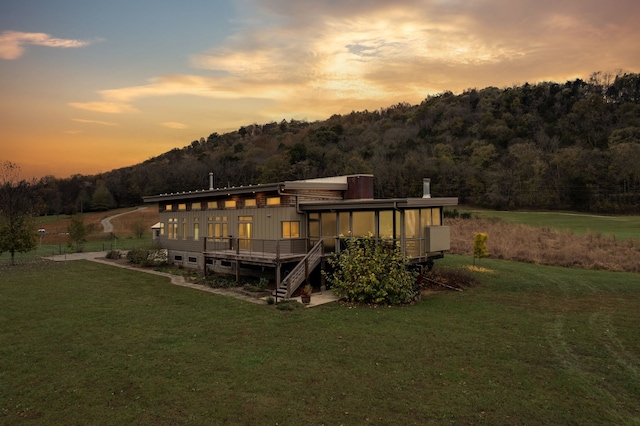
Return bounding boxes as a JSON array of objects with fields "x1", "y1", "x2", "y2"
[{"x1": 298, "y1": 197, "x2": 459, "y2": 211}]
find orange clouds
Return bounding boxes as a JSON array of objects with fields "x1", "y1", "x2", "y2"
[{"x1": 0, "y1": 30, "x2": 97, "y2": 60}]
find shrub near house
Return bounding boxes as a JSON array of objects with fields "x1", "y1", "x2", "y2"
[{"x1": 324, "y1": 236, "x2": 419, "y2": 305}]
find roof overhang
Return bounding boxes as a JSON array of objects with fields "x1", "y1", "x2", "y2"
[
  {"x1": 298, "y1": 197, "x2": 459, "y2": 211},
  {"x1": 142, "y1": 183, "x2": 283, "y2": 203}
]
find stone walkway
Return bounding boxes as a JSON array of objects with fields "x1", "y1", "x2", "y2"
[{"x1": 48, "y1": 251, "x2": 337, "y2": 307}]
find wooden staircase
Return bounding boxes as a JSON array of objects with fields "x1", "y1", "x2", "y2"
[{"x1": 273, "y1": 240, "x2": 323, "y2": 299}]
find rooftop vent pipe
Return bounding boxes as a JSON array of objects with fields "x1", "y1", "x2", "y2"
[
  {"x1": 422, "y1": 178, "x2": 431, "y2": 198},
  {"x1": 209, "y1": 173, "x2": 214, "y2": 190}
]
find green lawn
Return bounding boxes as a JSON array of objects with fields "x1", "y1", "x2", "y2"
[
  {"x1": 1, "y1": 256, "x2": 639, "y2": 424},
  {"x1": 459, "y1": 208, "x2": 640, "y2": 240}
]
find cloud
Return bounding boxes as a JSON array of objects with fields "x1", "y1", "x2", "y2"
[
  {"x1": 72, "y1": 118, "x2": 117, "y2": 126},
  {"x1": 0, "y1": 30, "x2": 97, "y2": 60},
  {"x1": 160, "y1": 122, "x2": 188, "y2": 129},
  {"x1": 68, "y1": 0, "x2": 640, "y2": 122},
  {"x1": 68, "y1": 101, "x2": 139, "y2": 114}
]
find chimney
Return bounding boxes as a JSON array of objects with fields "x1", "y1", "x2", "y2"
[
  {"x1": 422, "y1": 178, "x2": 431, "y2": 198},
  {"x1": 209, "y1": 173, "x2": 214, "y2": 190}
]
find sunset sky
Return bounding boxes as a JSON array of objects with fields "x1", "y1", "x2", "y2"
[{"x1": 1, "y1": 0, "x2": 639, "y2": 180}]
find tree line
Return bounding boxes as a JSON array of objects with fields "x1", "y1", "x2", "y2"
[{"x1": 23, "y1": 71, "x2": 640, "y2": 214}]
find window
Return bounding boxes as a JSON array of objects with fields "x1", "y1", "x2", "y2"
[
  {"x1": 379, "y1": 210, "x2": 394, "y2": 239},
  {"x1": 432, "y1": 208, "x2": 442, "y2": 226},
  {"x1": 207, "y1": 217, "x2": 214, "y2": 238},
  {"x1": 321, "y1": 213, "x2": 337, "y2": 251},
  {"x1": 339, "y1": 212, "x2": 350, "y2": 236},
  {"x1": 214, "y1": 216, "x2": 228, "y2": 241},
  {"x1": 244, "y1": 199, "x2": 257, "y2": 208},
  {"x1": 207, "y1": 201, "x2": 217, "y2": 209},
  {"x1": 191, "y1": 202, "x2": 201, "y2": 211},
  {"x1": 159, "y1": 222, "x2": 165, "y2": 235},
  {"x1": 174, "y1": 255, "x2": 182, "y2": 261},
  {"x1": 178, "y1": 203, "x2": 186, "y2": 211},
  {"x1": 404, "y1": 210, "x2": 419, "y2": 238},
  {"x1": 182, "y1": 218, "x2": 187, "y2": 240},
  {"x1": 352, "y1": 211, "x2": 375, "y2": 237},
  {"x1": 266, "y1": 196, "x2": 280, "y2": 206},
  {"x1": 421, "y1": 208, "x2": 432, "y2": 228},
  {"x1": 282, "y1": 221, "x2": 300, "y2": 239},
  {"x1": 224, "y1": 200, "x2": 236, "y2": 209},
  {"x1": 421, "y1": 208, "x2": 442, "y2": 227},
  {"x1": 165, "y1": 204, "x2": 173, "y2": 211},
  {"x1": 309, "y1": 213, "x2": 319, "y2": 243},
  {"x1": 188, "y1": 257, "x2": 197, "y2": 263},
  {"x1": 193, "y1": 218, "x2": 200, "y2": 241},
  {"x1": 168, "y1": 218, "x2": 178, "y2": 239}
]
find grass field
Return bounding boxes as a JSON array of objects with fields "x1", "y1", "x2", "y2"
[
  {"x1": 1, "y1": 255, "x2": 639, "y2": 424},
  {"x1": 462, "y1": 208, "x2": 640, "y2": 241}
]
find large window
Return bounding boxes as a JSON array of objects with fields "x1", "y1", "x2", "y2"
[
  {"x1": 321, "y1": 213, "x2": 337, "y2": 251},
  {"x1": 309, "y1": 213, "x2": 319, "y2": 244},
  {"x1": 379, "y1": 210, "x2": 394, "y2": 239},
  {"x1": 404, "y1": 210, "x2": 419, "y2": 238},
  {"x1": 282, "y1": 221, "x2": 300, "y2": 239},
  {"x1": 338, "y1": 212, "x2": 350, "y2": 237},
  {"x1": 352, "y1": 211, "x2": 375, "y2": 237},
  {"x1": 421, "y1": 208, "x2": 442, "y2": 227},
  {"x1": 193, "y1": 218, "x2": 199, "y2": 241}
]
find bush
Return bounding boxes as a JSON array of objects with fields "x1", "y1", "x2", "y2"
[
  {"x1": 124, "y1": 246, "x2": 166, "y2": 266},
  {"x1": 206, "y1": 275, "x2": 238, "y2": 288},
  {"x1": 242, "y1": 277, "x2": 270, "y2": 293},
  {"x1": 105, "y1": 250, "x2": 122, "y2": 259},
  {"x1": 323, "y1": 236, "x2": 418, "y2": 305},
  {"x1": 126, "y1": 247, "x2": 148, "y2": 265}
]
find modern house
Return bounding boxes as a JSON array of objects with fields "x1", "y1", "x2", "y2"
[{"x1": 143, "y1": 174, "x2": 458, "y2": 298}]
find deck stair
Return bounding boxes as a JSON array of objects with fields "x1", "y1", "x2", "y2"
[{"x1": 273, "y1": 240, "x2": 323, "y2": 299}]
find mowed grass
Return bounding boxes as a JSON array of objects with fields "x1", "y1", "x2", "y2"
[
  {"x1": 2, "y1": 257, "x2": 640, "y2": 424},
  {"x1": 464, "y1": 208, "x2": 640, "y2": 241}
]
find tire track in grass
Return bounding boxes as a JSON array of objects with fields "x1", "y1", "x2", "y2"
[{"x1": 548, "y1": 314, "x2": 640, "y2": 424}]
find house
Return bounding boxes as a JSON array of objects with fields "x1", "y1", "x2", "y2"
[{"x1": 142, "y1": 174, "x2": 458, "y2": 298}]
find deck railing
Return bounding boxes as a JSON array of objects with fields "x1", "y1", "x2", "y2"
[{"x1": 204, "y1": 237, "x2": 309, "y2": 258}]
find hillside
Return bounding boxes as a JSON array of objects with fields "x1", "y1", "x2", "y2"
[{"x1": 33, "y1": 72, "x2": 640, "y2": 214}]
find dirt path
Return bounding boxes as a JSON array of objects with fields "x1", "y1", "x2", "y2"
[{"x1": 100, "y1": 207, "x2": 148, "y2": 233}]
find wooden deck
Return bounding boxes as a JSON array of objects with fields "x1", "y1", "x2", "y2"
[{"x1": 203, "y1": 237, "x2": 310, "y2": 266}]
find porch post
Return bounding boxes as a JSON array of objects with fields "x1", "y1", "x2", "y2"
[{"x1": 276, "y1": 262, "x2": 281, "y2": 302}]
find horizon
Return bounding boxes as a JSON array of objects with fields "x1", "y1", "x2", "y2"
[{"x1": 2, "y1": 0, "x2": 640, "y2": 181}]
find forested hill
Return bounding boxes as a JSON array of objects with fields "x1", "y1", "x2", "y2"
[{"x1": 36, "y1": 72, "x2": 640, "y2": 214}]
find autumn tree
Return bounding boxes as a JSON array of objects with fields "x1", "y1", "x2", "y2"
[{"x1": 0, "y1": 162, "x2": 38, "y2": 265}]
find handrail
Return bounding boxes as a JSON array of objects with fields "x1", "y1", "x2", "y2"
[{"x1": 281, "y1": 239, "x2": 324, "y2": 298}]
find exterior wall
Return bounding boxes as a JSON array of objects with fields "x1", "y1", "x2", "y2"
[{"x1": 156, "y1": 202, "x2": 306, "y2": 268}]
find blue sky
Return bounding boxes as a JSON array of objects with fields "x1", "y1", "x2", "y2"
[{"x1": 1, "y1": 0, "x2": 639, "y2": 179}]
